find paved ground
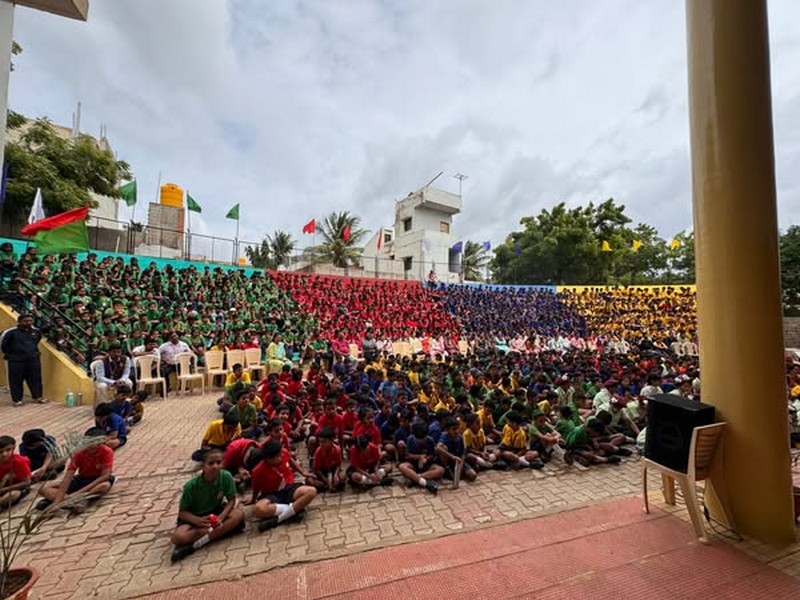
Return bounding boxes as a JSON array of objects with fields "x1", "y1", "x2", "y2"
[
  {"x1": 2, "y1": 391, "x2": 799, "y2": 599},
  {"x1": 140, "y1": 497, "x2": 800, "y2": 600}
]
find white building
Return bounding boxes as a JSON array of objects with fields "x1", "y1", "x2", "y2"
[{"x1": 362, "y1": 186, "x2": 462, "y2": 282}]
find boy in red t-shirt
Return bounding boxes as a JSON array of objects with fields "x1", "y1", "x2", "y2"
[
  {"x1": 307, "y1": 399, "x2": 343, "y2": 457},
  {"x1": 249, "y1": 440, "x2": 317, "y2": 532},
  {"x1": 38, "y1": 427, "x2": 115, "y2": 510},
  {"x1": 306, "y1": 428, "x2": 345, "y2": 492},
  {"x1": 347, "y1": 434, "x2": 393, "y2": 490},
  {"x1": 222, "y1": 437, "x2": 262, "y2": 493},
  {"x1": 0, "y1": 435, "x2": 32, "y2": 508}
]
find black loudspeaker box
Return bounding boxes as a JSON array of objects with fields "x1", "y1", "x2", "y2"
[{"x1": 645, "y1": 393, "x2": 715, "y2": 473}]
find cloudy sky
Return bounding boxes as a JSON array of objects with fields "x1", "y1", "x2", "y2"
[{"x1": 9, "y1": 0, "x2": 800, "y2": 254}]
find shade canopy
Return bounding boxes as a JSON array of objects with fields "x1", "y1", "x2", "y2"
[{"x1": 15, "y1": 0, "x2": 88, "y2": 20}]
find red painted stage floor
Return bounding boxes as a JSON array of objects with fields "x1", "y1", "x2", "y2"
[{"x1": 142, "y1": 496, "x2": 800, "y2": 599}]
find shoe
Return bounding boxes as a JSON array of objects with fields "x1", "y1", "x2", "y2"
[
  {"x1": 12, "y1": 401, "x2": 22, "y2": 407},
  {"x1": 530, "y1": 459, "x2": 544, "y2": 470},
  {"x1": 35, "y1": 499, "x2": 52, "y2": 511},
  {"x1": 284, "y1": 510, "x2": 305, "y2": 525},
  {"x1": 424, "y1": 480, "x2": 439, "y2": 495},
  {"x1": 616, "y1": 447, "x2": 633, "y2": 457},
  {"x1": 574, "y1": 455, "x2": 591, "y2": 467},
  {"x1": 607, "y1": 455, "x2": 622, "y2": 465},
  {"x1": 170, "y1": 544, "x2": 196, "y2": 563},
  {"x1": 380, "y1": 477, "x2": 395, "y2": 486},
  {"x1": 492, "y1": 460, "x2": 509, "y2": 470},
  {"x1": 257, "y1": 517, "x2": 279, "y2": 532},
  {"x1": 233, "y1": 519, "x2": 246, "y2": 534},
  {"x1": 563, "y1": 451, "x2": 574, "y2": 466}
]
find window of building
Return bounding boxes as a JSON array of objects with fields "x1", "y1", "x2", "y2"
[
  {"x1": 403, "y1": 256, "x2": 413, "y2": 271},
  {"x1": 403, "y1": 217, "x2": 412, "y2": 232},
  {"x1": 383, "y1": 231, "x2": 392, "y2": 244},
  {"x1": 439, "y1": 221, "x2": 450, "y2": 234}
]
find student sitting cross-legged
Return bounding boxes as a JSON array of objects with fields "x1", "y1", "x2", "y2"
[
  {"x1": 347, "y1": 434, "x2": 394, "y2": 490},
  {"x1": 249, "y1": 439, "x2": 318, "y2": 532},
  {"x1": 498, "y1": 411, "x2": 543, "y2": 469},
  {"x1": 398, "y1": 422, "x2": 444, "y2": 495},
  {"x1": 0, "y1": 435, "x2": 32, "y2": 509},
  {"x1": 170, "y1": 448, "x2": 246, "y2": 563},
  {"x1": 19, "y1": 429, "x2": 65, "y2": 482},
  {"x1": 37, "y1": 427, "x2": 115, "y2": 511},
  {"x1": 436, "y1": 417, "x2": 477, "y2": 483},
  {"x1": 305, "y1": 427, "x2": 346, "y2": 492}
]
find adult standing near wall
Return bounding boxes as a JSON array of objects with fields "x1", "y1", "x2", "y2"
[{"x1": 1, "y1": 314, "x2": 46, "y2": 406}]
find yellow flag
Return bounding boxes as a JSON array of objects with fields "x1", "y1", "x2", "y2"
[
  {"x1": 632, "y1": 239, "x2": 643, "y2": 252},
  {"x1": 601, "y1": 240, "x2": 612, "y2": 252},
  {"x1": 670, "y1": 238, "x2": 681, "y2": 250}
]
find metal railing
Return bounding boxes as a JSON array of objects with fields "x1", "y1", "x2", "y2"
[{"x1": 0, "y1": 276, "x2": 95, "y2": 370}]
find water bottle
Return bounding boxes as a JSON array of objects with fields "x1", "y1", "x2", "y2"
[
  {"x1": 65, "y1": 390, "x2": 75, "y2": 408},
  {"x1": 76, "y1": 392, "x2": 83, "y2": 406}
]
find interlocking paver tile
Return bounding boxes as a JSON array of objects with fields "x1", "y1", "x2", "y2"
[{"x1": 3, "y1": 389, "x2": 796, "y2": 600}]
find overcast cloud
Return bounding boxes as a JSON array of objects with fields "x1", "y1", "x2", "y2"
[{"x1": 9, "y1": 0, "x2": 800, "y2": 252}]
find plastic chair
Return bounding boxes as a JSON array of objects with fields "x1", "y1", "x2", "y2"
[
  {"x1": 348, "y1": 343, "x2": 360, "y2": 360},
  {"x1": 134, "y1": 354, "x2": 167, "y2": 400},
  {"x1": 225, "y1": 349, "x2": 246, "y2": 372},
  {"x1": 458, "y1": 340, "x2": 469, "y2": 355},
  {"x1": 204, "y1": 350, "x2": 227, "y2": 389},
  {"x1": 89, "y1": 359, "x2": 107, "y2": 406},
  {"x1": 244, "y1": 347, "x2": 265, "y2": 381},
  {"x1": 642, "y1": 422, "x2": 729, "y2": 542},
  {"x1": 175, "y1": 352, "x2": 204, "y2": 396}
]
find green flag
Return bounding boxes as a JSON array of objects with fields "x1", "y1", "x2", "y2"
[
  {"x1": 187, "y1": 194, "x2": 202, "y2": 213},
  {"x1": 119, "y1": 180, "x2": 137, "y2": 207},
  {"x1": 34, "y1": 220, "x2": 90, "y2": 255},
  {"x1": 225, "y1": 203, "x2": 240, "y2": 220}
]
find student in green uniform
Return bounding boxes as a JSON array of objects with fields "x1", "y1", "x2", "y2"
[
  {"x1": 170, "y1": 448, "x2": 245, "y2": 562},
  {"x1": 564, "y1": 418, "x2": 622, "y2": 467}
]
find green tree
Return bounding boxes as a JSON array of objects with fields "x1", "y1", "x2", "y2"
[
  {"x1": 664, "y1": 230, "x2": 695, "y2": 284},
  {"x1": 461, "y1": 240, "x2": 490, "y2": 281},
  {"x1": 780, "y1": 226, "x2": 800, "y2": 309},
  {"x1": 244, "y1": 239, "x2": 272, "y2": 269},
  {"x1": 268, "y1": 230, "x2": 296, "y2": 268},
  {"x1": 3, "y1": 118, "x2": 131, "y2": 224},
  {"x1": 309, "y1": 211, "x2": 367, "y2": 268}
]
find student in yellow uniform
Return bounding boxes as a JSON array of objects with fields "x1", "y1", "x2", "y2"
[
  {"x1": 498, "y1": 411, "x2": 543, "y2": 470},
  {"x1": 191, "y1": 412, "x2": 241, "y2": 461}
]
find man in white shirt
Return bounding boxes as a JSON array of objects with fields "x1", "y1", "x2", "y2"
[
  {"x1": 158, "y1": 332, "x2": 190, "y2": 392},
  {"x1": 94, "y1": 343, "x2": 133, "y2": 404}
]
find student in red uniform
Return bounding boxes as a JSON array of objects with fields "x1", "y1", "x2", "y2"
[
  {"x1": 353, "y1": 407, "x2": 381, "y2": 447},
  {"x1": 347, "y1": 434, "x2": 393, "y2": 490},
  {"x1": 0, "y1": 435, "x2": 32, "y2": 508},
  {"x1": 306, "y1": 427, "x2": 345, "y2": 492},
  {"x1": 222, "y1": 436, "x2": 262, "y2": 492},
  {"x1": 38, "y1": 427, "x2": 115, "y2": 510},
  {"x1": 265, "y1": 418, "x2": 290, "y2": 451},
  {"x1": 307, "y1": 399, "x2": 343, "y2": 457},
  {"x1": 249, "y1": 440, "x2": 317, "y2": 532},
  {"x1": 341, "y1": 399, "x2": 360, "y2": 445}
]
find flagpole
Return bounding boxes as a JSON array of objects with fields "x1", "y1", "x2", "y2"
[
  {"x1": 235, "y1": 214, "x2": 240, "y2": 266},
  {"x1": 186, "y1": 191, "x2": 191, "y2": 260}
]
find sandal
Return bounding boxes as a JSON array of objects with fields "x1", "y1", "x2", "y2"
[{"x1": 36, "y1": 398, "x2": 49, "y2": 404}]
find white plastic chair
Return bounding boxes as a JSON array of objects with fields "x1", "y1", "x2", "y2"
[
  {"x1": 225, "y1": 349, "x2": 246, "y2": 372},
  {"x1": 204, "y1": 350, "x2": 227, "y2": 389},
  {"x1": 134, "y1": 354, "x2": 166, "y2": 400},
  {"x1": 244, "y1": 347, "x2": 265, "y2": 381},
  {"x1": 175, "y1": 352, "x2": 204, "y2": 396},
  {"x1": 642, "y1": 422, "x2": 729, "y2": 542}
]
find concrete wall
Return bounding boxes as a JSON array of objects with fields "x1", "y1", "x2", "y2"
[
  {"x1": 0, "y1": 303, "x2": 94, "y2": 406},
  {"x1": 784, "y1": 317, "x2": 800, "y2": 348}
]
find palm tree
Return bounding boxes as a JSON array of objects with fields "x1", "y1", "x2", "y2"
[
  {"x1": 244, "y1": 239, "x2": 271, "y2": 269},
  {"x1": 311, "y1": 211, "x2": 367, "y2": 268},
  {"x1": 268, "y1": 230, "x2": 296, "y2": 269},
  {"x1": 461, "y1": 240, "x2": 491, "y2": 281}
]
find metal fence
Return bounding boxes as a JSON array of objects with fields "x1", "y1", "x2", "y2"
[{"x1": 5, "y1": 215, "x2": 487, "y2": 282}]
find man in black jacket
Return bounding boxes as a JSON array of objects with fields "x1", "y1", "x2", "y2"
[{"x1": 1, "y1": 314, "x2": 45, "y2": 406}]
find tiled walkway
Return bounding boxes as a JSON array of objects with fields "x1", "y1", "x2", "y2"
[
  {"x1": 2, "y1": 393, "x2": 799, "y2": 599},
  {"x1": 139, "y1": 497, "x2": 800, "y2": 600}
]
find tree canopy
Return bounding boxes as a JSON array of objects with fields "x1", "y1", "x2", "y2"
[
  {"x1": 308, "y1": 211, "x2": 367, "y2": 268},
  {"x1": 2, "y1": 118, "x2": 131, "y2": 224},
  {"x1": 245, "y1": 230, "x2": 296, "y2": 270}
]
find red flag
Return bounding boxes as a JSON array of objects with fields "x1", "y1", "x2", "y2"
[
  {"x1": 377, "y1": 227, "x2": 383, "y2": 250},
  {"x1": 302, "y1": 218, "x2": 315, "y2": 234},
  {"x1": 21, "y1": 205, "x2": 90, "y2": 236},
  {"x1": 342, "y1": 224, "x2": 351, "y2": 242}
]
